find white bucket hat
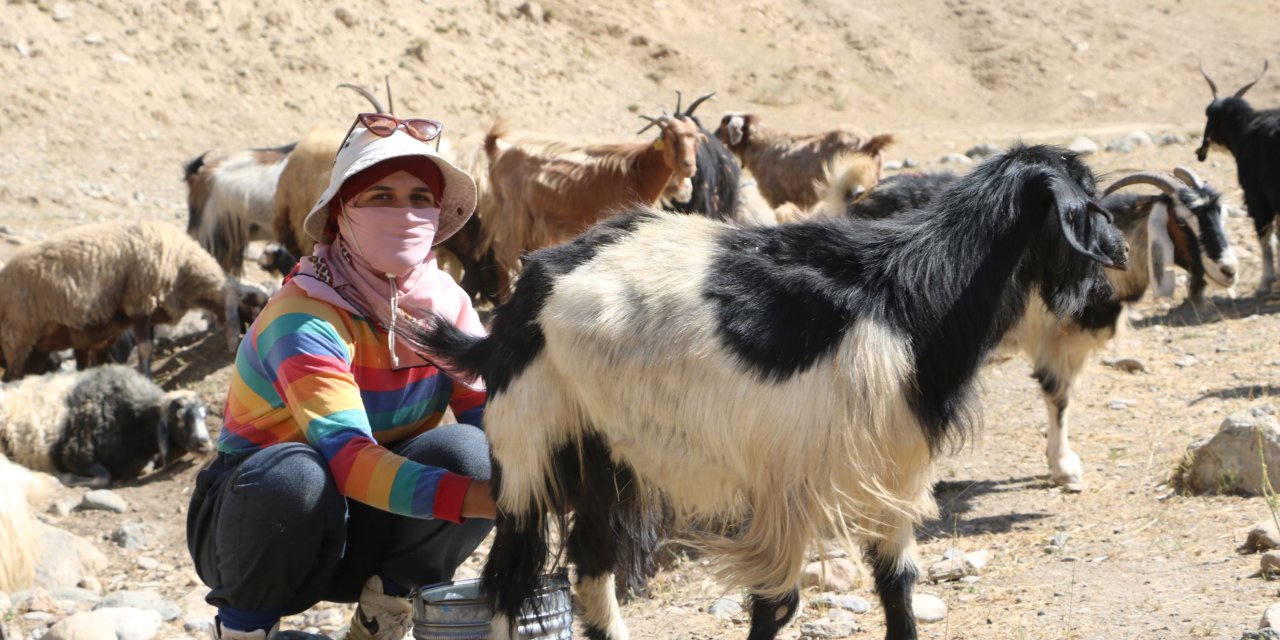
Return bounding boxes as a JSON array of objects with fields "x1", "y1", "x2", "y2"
[{"x1": 303, "y1": 121, "x2": 478, "y2": 245}]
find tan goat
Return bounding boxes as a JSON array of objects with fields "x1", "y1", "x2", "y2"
[
  {"x1": 480, "y1": 114, "x2": 705, "y2": 296},
  {"x1": 714, "y1": 112, "x2": 895, "y2": 210}
]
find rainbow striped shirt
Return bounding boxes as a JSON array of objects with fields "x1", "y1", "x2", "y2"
[{"x1": 219, "y1": 282, "x2": 486, "y2": 523}]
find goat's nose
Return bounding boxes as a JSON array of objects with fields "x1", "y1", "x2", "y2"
[{"x1": 1221, "y1": 264, "x2": 1237, "y2": 279}]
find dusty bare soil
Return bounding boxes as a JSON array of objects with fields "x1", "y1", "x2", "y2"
[{"x1": 2, "y1": 1, "x2": 1280, "y2": 639}]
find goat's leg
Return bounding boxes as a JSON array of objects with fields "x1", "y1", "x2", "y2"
[
  {"x1": 565, "y1": 470, "x2": 627, "y2": 640},
  {"x1": 1033, "y1": 363, "x2": 1085, "y2": 492},
  {"x1": 745, "y1": 588, "x2": 800, "y2": 640},
  {"x1": 132, "y1": 317, "x2": 154, "y2": 380},
  {"x1": 865, "y1": 518, "x2": 920, "y2": 640},
  {"x1": 1254, "y1": 216, "x2": 1277, "y2": 295}
]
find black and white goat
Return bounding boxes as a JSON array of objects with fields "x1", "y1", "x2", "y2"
[
  {"x1": 419, "y1": 145, "x2": 1127, "y2": 640},
  {"x1": 838, "y1": 167, "x2": 1236, "y2": 490},
  {"x1": 662, "y1": 92, "x2": 741, "y2": 221},
  {"x1": 1196, "y1": 60, "x2": 1279, "y2": 293}
]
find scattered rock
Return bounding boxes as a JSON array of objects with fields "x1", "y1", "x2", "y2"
[
  {"x1": 15, "y1": 41, "x2": 31, "y2": 58},
  {"x1": 34, "y1": 522, "x2": 109, "y2": 590},
  {"x1": 77, "y1": 577, "x2": 101, "y2": 593},
  {"x1": 964, "y1": 550, "x2": 989, "y2": 570},
  {"x1": 1156, "y1": 132, "x2": 1189, "y2": 146},
  {"x1": 51, "y1": 3, "x2": 74, "y2": 22},
  {"x1": 1262, "y1": 602, "x2": 1280, "y2": 629},
  {"x1": 79, "y1": 489, "x2": 127, "y2": 513},
  {"x1": 111, "y1": 522, "x2": 150, "y2": 550},
  {"x1": 801, "y1": 558, "x2": 863, "y2": 593},
  {"x1": 0, "y1": 591, "x2": 10, "y2": 612},
  {"x1": 1178, "y1": 406, "x2": 1280, "y2": 496},
  {"x1": 927, "y1": 556, "x2": 972, "y2": 582},
  {"x1": 22, "y1": 588, "x2": 58, "y2": 613},
  {"x1": 882, "y1": 160, "x2": 903, "y2": 171},
  {"x1": 1107, "y1": 398, "x2": 1136, "y2": 410},
  {"x1": 1175, "y1": 355, "x2": 1200, "y2": 368},
  {"x1": 183, "y1": 616, "x2": 214, "y2": 635},
  {"x1": 1044, "y1": 532, "x2": 1071, "y2": 554},
  {"x1": 49, "y1": 588, "x2": 100, "y2": 604},
  {"x1": 799, "y1": 620, "x2": 858, "y2": 638},
  {"x1": 1245, "y1": 521, "x2": 1280, "y2": 552},
  {"x1": 178, "y1": 587, "x2": 215, "y2": 635},
  {"x1": 1101, "y1": 356, "x2": 1147, "y2": 373},
  {"x1": 93, "y1": 606, "x2": 163, "y2": 640},
  {"x1": 911, "y1": 593, "x2": 947, "y2": 623},
  {"x1": 707, "y1": 596, "x2": 743, "y2": 619},
  {"x1": 302, "y1": 607, "x2": 345, "y2": 628},
  {"x1": 83, "y1": 33, "x2": 104, "y2": 45},
  {"x1": 1068, "y1": 137, "x2": 1098, "y2": 155},
  {"x1": 902, "y1": 157, "x2": 920, "y2": 169},
  {"x1": 965, "y1": 143, "x2": 1001, "y2": 159},
  {"x1": 96, "y1": 590, "x2": 181, "y2": 622},
  {"x1": 516, "y1": 1, "x2": 545, "y2": 21},
  {"x1": 812, "y1": 594, "x2": 870, "y2": 614},
  {"x1": 50, "y1": 500, "x2": 76, "y2": 517},
  {"x1": 1105, "y1": 138, "x2": 1135, "y2": 153},
  {"x1": 939, "y1": 153, "x2": 972, "y2": 165},
  {"x1": 43, "y1": 612, "x2": 117, "y2": 640},
  {"x1": 333, "y1": 7, "x2": 359, "y2": 28},
  {"x1": 136, "y1": 557, "x2": 160, "y2": 571}
]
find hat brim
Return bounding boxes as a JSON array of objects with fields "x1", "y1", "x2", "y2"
[{"x1": 302, "y1": 127, "x2": 478, "y2": 247}]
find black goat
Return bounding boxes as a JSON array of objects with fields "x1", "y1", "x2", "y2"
[
  {"x1": 846, "y1": 171, "x2": 959, "y2": 219},
  {"x1": 662, "y1": 92, "x2": 741, "y2": 222},
  {"x1": 1196, "y1": 60, "x2": 1279, "y2": 293},
  {"x1": 417, "y1": 145, "x2": 1126, "y2": 640}
]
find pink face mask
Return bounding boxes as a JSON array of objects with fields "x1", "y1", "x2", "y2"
[{"x1": 338, "y1": 205, "x2": 440, "y2": 278}]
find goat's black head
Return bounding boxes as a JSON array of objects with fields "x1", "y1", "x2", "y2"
[
  {"x1": 158, "y1": 391, "x2": 213, "y2": 466},
  {"x1": 987, "y1": 145, "x2": 1127, "y2": 318},
  {"x1": 1196, "y1": 60, "x2": 1269, "y2": 161}
]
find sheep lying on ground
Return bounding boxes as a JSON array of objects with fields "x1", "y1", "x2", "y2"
[
  {"x1": 0, "y1": 453, "x2": 56, "y2": 592},
  {"x1": 0, "y1": 365, "x2": 212, "y2": 486},
  {"x1": 0, "y1": 221, "x2": 231, "y2": 381},
  {"x1": 420, "y1": 145, "x2": 1128, "y2": 640}
]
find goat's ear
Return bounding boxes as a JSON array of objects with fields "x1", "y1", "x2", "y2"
[
  {"x1": 726, "y1": 115, "x2": 746, "y2": 145},
  {"x1": 1048, "y1": 176, "x2": 1126, "y2": 268},
  {"x1": 156, "y1": 418, "x2": 171, "y2": 469},
  {"x1": 1146, "y1": 205, "x2": 1177, "y2": 298}
]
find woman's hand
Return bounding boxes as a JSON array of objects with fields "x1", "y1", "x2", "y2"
[{"x1": 461, "y1": 479, "x2": 497, "y2": 520}]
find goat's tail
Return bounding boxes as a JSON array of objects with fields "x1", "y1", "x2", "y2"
[
  {"x1": 484, "y1": 120, "x2": 509, "y2": 160},
  {"x1": 414, "y1": 315, "x2": 491, "y2": 383},
  {"x1": 815, "y1": 152, "x2": 881, "y2": 218},
  {"x1": 860, "y1": 133, "x2": 896, "y2": 157}
]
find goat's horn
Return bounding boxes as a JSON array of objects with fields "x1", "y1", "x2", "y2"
[
  {"x1": 683, "y1": 92, "x2": 716, "y2": 118},
  {"x1": 1172, "y1": 166, "x2": 1206, "y2": 191},
  {"x1": 1199, "y1": 60, "x2": 1220, "y2": 98},
  {"x1": 674, "y1": 90, "x2": 683, "y2": 117},
  {"x1": 384, "y1": 75, "x2": 394, "y2": 115},
  {"x1": 1103, "y1": 171, "x2": 1184, "y2": 199},
  {"x1": 637, "y1": 115, "x2": 660, "y2": 135},
  {"x1": 337, "y1": 83, "x2": 385, "y2": 113},
  {"x1": 1233, "y1": 59, "x2": 1270, "y2": 99}
]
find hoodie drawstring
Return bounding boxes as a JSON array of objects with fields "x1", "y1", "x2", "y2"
[{"x1": 387, "y1": 273, "x2": 400, "y2": 368}]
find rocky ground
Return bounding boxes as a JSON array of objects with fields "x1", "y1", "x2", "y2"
[{"x1": 2, "y1": 1, "x2": 1280, "y2": 639}]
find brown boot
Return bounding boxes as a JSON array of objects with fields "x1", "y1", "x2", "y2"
[{"x1": 346, "y1": 576, "x2": 413, "y2": 640}]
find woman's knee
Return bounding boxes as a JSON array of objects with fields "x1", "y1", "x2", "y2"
[
  {"x1": 229, "y1": 443, "x2": 343, "y2": 520},
  {"x1": 396, "y1": 424, "x2": 491, "y2": 480}
]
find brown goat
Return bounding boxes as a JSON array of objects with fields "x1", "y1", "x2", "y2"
[
  {"x1": 714, "y1": 112, "x2": 895, "y2": 210},
  {"x1": 480, "y1": 114, "x2": 705, "y2": 295}
]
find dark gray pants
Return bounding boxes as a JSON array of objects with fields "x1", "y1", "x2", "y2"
[{"x1": 186, "y1": 424, "x2": 493, "y2": 617}]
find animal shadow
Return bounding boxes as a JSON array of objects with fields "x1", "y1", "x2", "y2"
[
  {"x1": 1191, "y1": 384, "x2": 1280, "y2": 405},
  {"x1": 922, "y1": 476, "x2": 1051, "y2": 537},
  {"x1": 1132, "y1": 291, "x2": 1280, "y2": 329}
]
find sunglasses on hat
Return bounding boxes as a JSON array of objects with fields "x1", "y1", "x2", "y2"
[{"x1": 341, "y1": 112, "x2": 445, "y2": 151}]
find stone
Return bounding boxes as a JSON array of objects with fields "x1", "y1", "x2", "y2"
[
  {"x1": 93, "y1": 606, "x2": 163, "y2": 640},
  {"x1": 76, "y1": 577, "x2": 101, "y2": 592},
  {"x1": 1156, "y1": 132, "x2": 1189, "y2": 146},
  {"x1": 51, "y1": 3, "x2": 73, "y2": 21},
  {"x1": 516, "y1": 1, "x2": 545, "y2": 21},
  {"x1": 882, "y1": 160, "x2": 903, "y2": 171},
  {"x1": 812, "y1": 594, "x2": 869, "y2": 614},
  {"x1": 902, "y1": 157, "x2": 920, "y2": 169},
  {"x1": 799, "y1": 620, "x2": 857, "y2": 638},
  {"x1": 1101, "y1": 356, "x2": 1147, "y2": 373},
  {"x1": 927, "y1": 557, "x2": 972, "y2": 582},
  {"x1": 302, "y1": 607, "x2": 345, "y2": 628},
  {"x1": 1263, "y1": 602, "x2": 1280, "y2": 629},
  {"x1": 34, "y1": 522, "x2": 109, "y2": 590},
  {"x1": 178, "y1": 586, "x2": 216, "y2": 634},
  {"x1": 96, "y1": 590, "x2": 181, "y2": 622},
  {"x1": 111, "y1": 522, "x2": 150, "y2": 550},
  {"x1": 1068, "y1": 137, "x2": 1098, "y2": 155},
  {"x1": 22, "y1": 588, "x2": 58, "y2": 613},
  {"x1": 79, "y1": 490, "x2": 127, "y2": 513},
  {"x1": 136, "y1": 557, "x2": 159, "y2": 571},
  {"x1": 49, "y1": 588, "x2": 99, "y2": 604},
  {"x1": 15, "y1": 41, "x2": 31, "y2": 57},
  {"x1": 964, "y1": 143, "x2": 1001, "y2": 160},
  {"x1": 183, "y1": 616, "x2": 214, "y2": 634},
  {"x1": 1124, "y1": 130, "x2": 1155, "y2": 147},
  {"x1": 1175, "y1": 355, "x2": 1200, "y2": 368},
  {"x1": 50, "y1": 500, "x2": 75, "y2": 516},
  {"x1": 1245, "y1": 521, "x2": 1280, "y2": 552},
  {"x1": 44, "y1": 611, "x2": 125, "y2": 640},
  {"x1": 707, "y1": 596, "x2": 743, "y2": 619},
  {"x1": 939, "y1": 153, "x2": 972, "y2": 165},
  {"x1": 1105, "y1": 138, "x2": 1135, "y2": 153},
  {"x1": 82, "y1": 33, "x2": 104, "y2": 45},
  {"x1": 0, "y1": 591, "x2": 9, "y2": 612},
  {"x1": 964, "y1": 550, "x2": 989, "y2": 570},
  {"x1": 1179, "y1": 406, "x2": 1280, "y2": 495},
  {"x1": 333, "y1": 7, "x2": 359, "y2": 28},
  {"x1": 801, "y1": 558, "x2": 863, "y2": 592},
  {"x1": 912, "y1": 593, "x2": 947, "y2": 623}
]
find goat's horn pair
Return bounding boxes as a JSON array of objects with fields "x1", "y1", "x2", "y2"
[
  {"x1": 1172, "y1": 166, "x2": 1205, "y2": 191},
  {"x1": 636, "y1": 114, "x2": 672, "y2": 135},
  {"x1": 337, "y1": 83, "x2": 385, "y2": 114},
  {"x1": 1199, "y1": 60, "x2": 1220, "y2": 98},
  {"x1": 674, "y1": 90, "x2": 683, "y2": 117},
  {"x1": 683, "y1": 92, "x2": 716, "y2": 118},
  {"x1": 1233, "y1": 59, "x2": 1270, "y2": 99},
  {"x1": 1103, "y1": 171, "x2": 1184, "y2": 199}
]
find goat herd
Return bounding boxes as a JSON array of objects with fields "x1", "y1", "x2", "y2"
[{"x1": 0, "y1": 59, "x2": 1277, "y2": 640}]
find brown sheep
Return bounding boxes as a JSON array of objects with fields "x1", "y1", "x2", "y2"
[
  {"x1": 0, "y1": 221, "x2": 230, "y2": 381},
  {"x1": 714, "y1": 112, "x2": 895, "y2": 210}
]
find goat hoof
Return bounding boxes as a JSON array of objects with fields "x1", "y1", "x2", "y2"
[{"x1": 1052, "y1": 475, "x2": 1086, "y2": 493}]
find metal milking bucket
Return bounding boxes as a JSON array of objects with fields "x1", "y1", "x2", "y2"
[{"x1": 411, "y1": 571, "x2": 572, "y2": 640}]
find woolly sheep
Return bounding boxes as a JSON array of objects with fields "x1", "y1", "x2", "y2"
[
  {"x1": 0, "y1": 453, "x2": 55, "y2": 592},
  {"x1": 0, "y1": 365, "x2": 211, "y2": 486},
  {"x1": 0, "y1": 221, "x2": 231, "y2": 382}
]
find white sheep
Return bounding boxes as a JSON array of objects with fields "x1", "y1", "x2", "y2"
[
  {"x1": 0, "y1": 365, "x2": 211, "y2": 487},
  {"x1": 0, "y1": 221, "x2": 232, "y2": 382},
  {"x1": 0, "y1": 453, "x2": 57, "y2": 592}
]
